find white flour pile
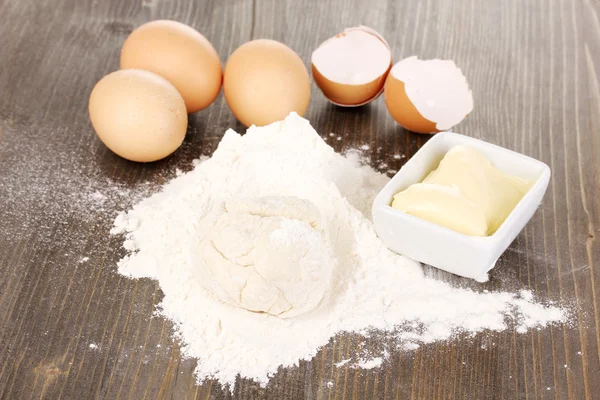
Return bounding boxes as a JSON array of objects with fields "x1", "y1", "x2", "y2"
[{"x1": 112, "y1": 113, "x2": 565, "y2": 388}]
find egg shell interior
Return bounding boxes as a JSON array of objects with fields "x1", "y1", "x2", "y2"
[
  {"x1": 311, "y1": 28, "x2": 392, "y2": 106},
  {"x1": 312, "y1": 64, "x2": 390, "y2": 106}
]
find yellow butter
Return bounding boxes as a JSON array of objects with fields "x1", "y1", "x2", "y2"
[{"x1": 391, "y1": 146, "x2": 532, "y2": 236}]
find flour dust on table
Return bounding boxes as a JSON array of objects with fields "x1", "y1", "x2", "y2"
[{"x1": 111, "y1": 113, "x2": 566, "y2": 389}]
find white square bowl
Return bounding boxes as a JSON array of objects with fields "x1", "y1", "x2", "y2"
[{"x1": 372, "y1": 132, "x2": 551, "y2": 281}]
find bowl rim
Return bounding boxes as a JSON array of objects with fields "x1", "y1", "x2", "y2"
[{"x1": 373, "y1": 131, "x2": 551, "y2": 242}]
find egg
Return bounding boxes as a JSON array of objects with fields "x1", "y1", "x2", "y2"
[
  {"x1": 311, "y1": 26, "x2": 391, "y2": 106},
  {"x1": 88, "y1": 69, "x2": 188, "y2": 162},
  {"x1": 223, "y1": 39, "x2": 310, "y2": 127},
  {"x1": 120, "y1": 20, "x2": 222, "y2": 113},
  {"x1": 384, "y1": 56, "x2": 473, "y2": 134}
]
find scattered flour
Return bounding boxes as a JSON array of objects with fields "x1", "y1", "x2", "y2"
[
  {"x1": 0, "y1": 128, "x2": 154, "y2": 249},
  {"x1": 90, "y1": 191, "x2": 107, "y2": 203},
  {"x1": 191, "y1": 156, "x2": 209, "y2": 167},
  {"x1": 402, "y1": 342, "x2": 421, "y2": 351},
  {"x1": 112, "y1": 113, "x2": 566, "y2": 390},
  {"x1": 335, "y1": 359, "x2": 351, "y2": 368},
  {"x1": 354, "y1": 357, "x2": 383, "y2": 369}
]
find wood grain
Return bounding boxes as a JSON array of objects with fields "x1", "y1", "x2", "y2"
[{"x1": 0, "y1": 0, "x2": 599, "y2": 398}]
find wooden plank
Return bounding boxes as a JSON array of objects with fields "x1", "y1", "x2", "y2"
[{"x1": 0, "y1": 0, "x2": 598, "y2": 398}]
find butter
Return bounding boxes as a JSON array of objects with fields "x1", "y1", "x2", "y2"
[{"x1": 391, "y1": 146, "x2": 532, "y2": 236}]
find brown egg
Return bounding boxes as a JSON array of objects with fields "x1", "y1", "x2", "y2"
[
  {"x1": 89, "y1": 69, "x2": 188, "y2": 162},
  {"x1": 311, "y1": 26, "x2": 392, "y2": 106},
  {"x1": 223, "y1": 39, "x2": 310, "y2": 127},
  {"x1": 121, "y1": 20, "x2": 222, "y2": 113},
  {"x1": 384, "y1": 77, "x2": 438, "y2": 134}
]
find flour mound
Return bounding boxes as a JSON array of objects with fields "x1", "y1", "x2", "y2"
[{"x1": 112, "y1": 113, "x2": 565, "y2": 389}]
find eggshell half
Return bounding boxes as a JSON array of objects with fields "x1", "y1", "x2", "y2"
[
  {"x1": 121, "y1": 20, "x2": 222, "y2": 113},
  {"x1": 311, "y1": 26, "x2": 392, "y2": 106},
  {"x1": 384, "y1": 77, "x2": 438, "y2": 134},
  {"x1": 311, "y1": 64, "x2": 390, "y2": 106}
]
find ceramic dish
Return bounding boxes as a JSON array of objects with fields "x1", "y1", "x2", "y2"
[{"x1": 372, "y1": 132, "x2": 551, "y2": 281}]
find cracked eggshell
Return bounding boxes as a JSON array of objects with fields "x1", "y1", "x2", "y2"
[
  {"x1": 384, "y1": 56, "x2": 473, "y2": 134},
  {"x1": 311, "y1": 26, "x2": 392, "y2": 106}
]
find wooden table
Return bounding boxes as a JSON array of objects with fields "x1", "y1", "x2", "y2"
[{"x1": 1, "y1": 0, "x2": 599, "y2": 398}]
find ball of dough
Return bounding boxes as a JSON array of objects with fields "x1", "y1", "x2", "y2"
[
  {"x1": 121, "y1": 20, "x2": 223, "y2": 113},
  {"x1": 88, "y1": 69, "x2": 187, "y2": 162},
  {"x1": 195, "y1": 196, "x2": 334, "y2": 318}
]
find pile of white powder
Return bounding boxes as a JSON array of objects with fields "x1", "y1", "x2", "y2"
[{"x1": 112, "y1": 113, "x2": 566, "y2": 389}]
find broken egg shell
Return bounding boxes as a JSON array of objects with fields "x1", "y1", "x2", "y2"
[
  {"x1": 342, "y1": 25, "x2": 391, "y2": 50},
  {"x1": 384, "y1": 56, "x2": 473, "y2": 133},
  {"x1": 311, "y1": 63, "x2": 390, "y2": 107},
  {"x1": 311, "y1": 26, "x2": 392, "y2": 107},
  {"x1": 384, "y1": 77, "x2": 438, "y2": 134}
]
